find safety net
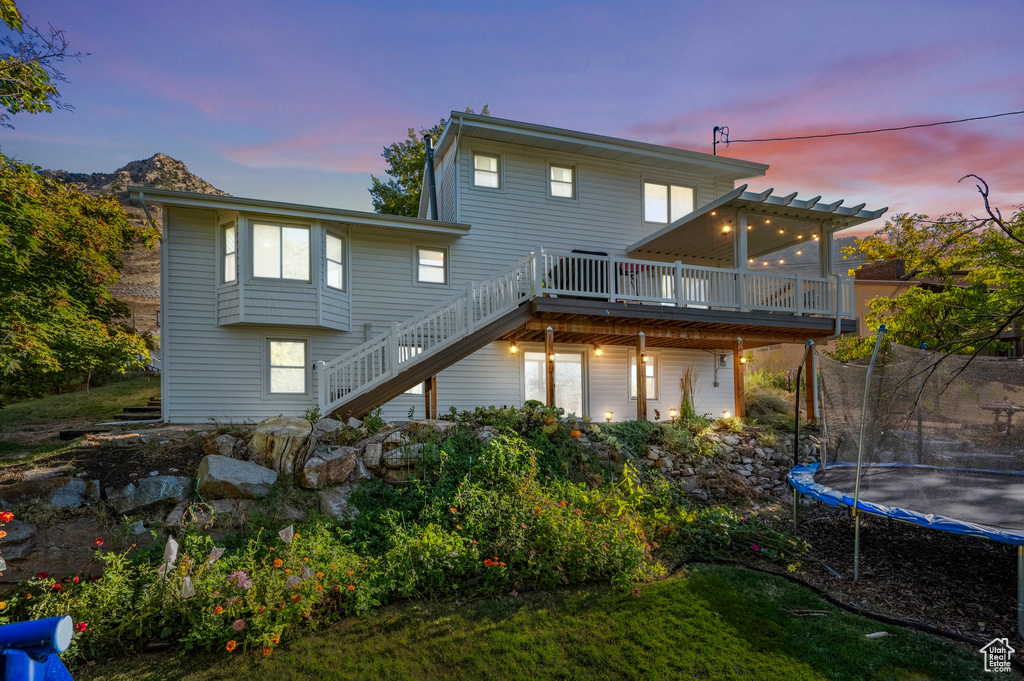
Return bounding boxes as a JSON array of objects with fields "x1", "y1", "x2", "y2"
[{"x1": 811, "y1": 342, "x2": 1024, "y2": 540}]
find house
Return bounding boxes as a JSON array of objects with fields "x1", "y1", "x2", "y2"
[{"x1": 129, "y1": 112, "x2": 885, "y2": 424}]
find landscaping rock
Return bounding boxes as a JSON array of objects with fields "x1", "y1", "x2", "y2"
[
  {"x1": 86, "y1": 479, "x2": 102, "y2": 500},
  {"x1": 383, "y1": 443, "x2": 425, "y2": 469},
  {"x1": 351, "y1": 458, "x2": 373, "y2": 482},
  {"x1": 382, "y1": 468, "x2": 421, "y2": 484},
  {"x1": 2, "y1": 519, "x2": 36, "y2": 544},
  {"x1": 297, "y1": 446, "x2": 358, "y2": 489},
  {"x1": 248, "y1": 416, "x2": 312, "y2": 476},
  {"x1": 362, "y1": 443, "x2": 383, "y2": 471},
  {"x1": 204, "y1": 433, "x2": 241, "y2": 458},
  {"x1": 197, "y1": 455, "x2": 278, "y2": 499},
  {"x1": 0, "y1": 477, "x2": 88, "y2": 509},
  {"x1": 309, "y1": 418, "x2": 348, "y2": 450},
  {"x1": 319, "y1": 484, "x2": 359, "y2": 520},
  {"x1": 107, "y1": 476, "x2": 189, "y2": 513},
  {"x1": 23, "y1": 466, "x2": 75, "y2": 482},
  {"x1": 344, "y1": 417, "x2": 362, "y2": 429}
]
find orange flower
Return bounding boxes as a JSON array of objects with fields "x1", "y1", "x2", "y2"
[
  {"x1": 258, "y1": 605, "x2": 266, "y2": 613},
  {"x1": 273, "y1": 559, "x2": 283, "y2": 568},
  {"x1": 213, "y1": 606, "x2": 223, "y2": 615},
  {"x1": 303, "y1": 557, "x2": 309, "y2": 562},
  {"x1": 316, "y1": 584, "x2": 324, "y2": 591},
  {"x1": 330, "y1": 563, "x2": 337, "y2": 569},
  {"x1": 534, "y1": 506, "x2": 541, "y2": 514},
  {"x1": 271, "y1": 636, "x2": 280, "y2": 645},
  {"x1": 456, "y1": 524, "x2": 462, "y2": 530},
  {"x1": 347, "y1": 584, "x2": 355, "y2": 591},
  {"x1": 226, "y1": 640, "x2": 237, "y2": 652},
  {"x1": 449, "y1": 507, "x2": 458, "y2": 514},
  {"x1": 471, "y1": 540, "x2": 478, "y2": 545},
  {"x1": 284, "y1": 568, "x2": 291, "y2": 574},
  {"x1": 291, "y1": 594, "x2": 301, "y2": 603},
  {"x1": 262, "y1": 646, "x2": 273, "y2": 657},
  {"x1": 346, "y1": 569, "x2": 354, "y2": 576},
  {"x1": 0, "y1": 512, "x2": 13, "y2": 523},
  {"x1": 559, "y1": 501, "x2": 567, "y2": 507},
  {"x1": 499, "y1": 562, "x2": 506, "y2": 567},
  {"x1": 294, "y1": 533, "x2": 300, "y2": 538},
  {"x1": 316, "y1": 571, "x2": 324, "y2": 578},
  {"x1": 0, "y1": 531, "x2": 7, "y2": 538},
  {"x1": 24, "y1": 593, "x2": 31, "y2": 599}
]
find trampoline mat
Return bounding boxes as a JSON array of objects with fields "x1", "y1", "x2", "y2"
[{"x1": 815, "y1": 464, "x2": 1024, "y2": 534}]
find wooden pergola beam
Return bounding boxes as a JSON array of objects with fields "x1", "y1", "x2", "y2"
[{"x1": 523, "y1": 319, "x2": 822, "y2": 346}]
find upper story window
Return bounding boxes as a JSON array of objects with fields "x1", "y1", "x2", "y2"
[
  {"x1": 473, "y1": 153, "x2": 500, "y2": 188},
  {"x1": 223, "y1": 224, "x2": 237, "y2": 283},
  {"x1": 416, "y1": 247, "x2": 447, "y2": 284},
  {"x1": 549, "y1": 165, "x2": 575, "y2": 198},
  {"x1": 253, "y1": 223, "x2": 310, "y2": 281},
  {"x1": 643, "y1": 182, "x2": 694, "y2": 224},
  {"x1": 326, "y1": 234, "x2": 344, "y2": 290}
]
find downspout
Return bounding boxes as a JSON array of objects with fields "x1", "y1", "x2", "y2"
[{"x1": 424, "y1": 135, "x2": 439, "y2": 221}]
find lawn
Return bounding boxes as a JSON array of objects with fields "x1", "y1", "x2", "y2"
[
  {"x1": 80, "y1": 565, "x2": 996, "y2": 681},
  {"x1": 0, "y1": 375, "x2": 159, "y2": 455}
]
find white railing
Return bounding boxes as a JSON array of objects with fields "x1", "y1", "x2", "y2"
[
  {"x1": 318, "y1": 249, "x2": 855, "y2": 413},
  {"x1": 318, "y1": 255, "x2": 533, "y2": 413}
]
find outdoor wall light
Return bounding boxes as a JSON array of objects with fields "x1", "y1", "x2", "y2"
[
  {"x1": 669, "y1": 408, "x2": 678, "y2": 420},
  {"x1": 721, "y1": 224, "x2": 731, "y2": 234},
  {"x1": 722, "y1": 410, "x2": 732, "y2": 419},
  {"x1": 640, "y1": 354, "x2": 648, "y2": 363},
  {"x1": 739, "y1": 356, "x2": 748, "y2": 364},
  {"x1": 605, "y1": 410, "x2": 614, "y2": 422},
  {"x1": 510, "y1": 342, "x2": 518, "y2": 354},
  {"x1": 796, "y1": 250, "x2": 803, "y2": 256},
  {"x1": 548, "y1": 353, "x2": 556, "y2": 362},
  {"x1": 710, "y1": 210, "x2": 717, "y2": 216},
  {"x1": 594, "y1": 345, "x2": 603, "y2": 357}
]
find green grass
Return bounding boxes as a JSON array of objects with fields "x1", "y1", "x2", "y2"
[
  {"x1": 0, "y1": 375, "x2": 159, "y2": 455},
  {"x1": 80, "y1": 565, "x2": 996, "y2": 681}
]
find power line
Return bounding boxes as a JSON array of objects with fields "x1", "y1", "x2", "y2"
[{"x1": 720, "y1": 109, "x2": 1024, "y2": 145}]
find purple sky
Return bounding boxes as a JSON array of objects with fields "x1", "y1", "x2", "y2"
[{"x1": 5, "y1": 0, "x2": 1024, "y2": 227}]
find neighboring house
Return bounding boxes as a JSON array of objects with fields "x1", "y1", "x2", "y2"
[{"x1": 129, "y1": 112, "x2": 885, "y2": 424}]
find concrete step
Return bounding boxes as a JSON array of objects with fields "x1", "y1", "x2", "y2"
[{"x1": 123, "y1": 406, "x2": 162, "y2": 413}]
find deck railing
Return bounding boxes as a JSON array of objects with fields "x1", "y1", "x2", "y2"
[{"x1": 317, "y1": 249, "x2": 854, "y2": 413}]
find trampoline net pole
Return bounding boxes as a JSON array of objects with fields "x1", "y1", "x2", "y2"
[
  {"x1": 852, "y1": 325, "x2": 887, "y2": 515},
  {"x1": 854, "y1": 515, "x2": 861, "y2": 583}
]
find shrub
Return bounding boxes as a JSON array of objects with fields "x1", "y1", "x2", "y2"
[{"x1": 601, "y1": 420, "x2": 659, "y2": 457}]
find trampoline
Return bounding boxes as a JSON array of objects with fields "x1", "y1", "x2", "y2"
[{"x1": 788, "y1": 333, "x2": 1024, "y2": 637}]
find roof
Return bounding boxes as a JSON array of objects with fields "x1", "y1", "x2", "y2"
[
  {"x1": 435, "y1": 112, "x2": 768, "y2": 181},
  {"x1": 127, "y1": 186, "x2": 471, "y2": 236},
  {"x1": 627, "y1": 184, "x2": 887, "y2": 262}
]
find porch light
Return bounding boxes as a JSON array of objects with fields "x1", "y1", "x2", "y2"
[
  {"x1": 721, "y1": 224, "x2": 731, "y2": 234},
  {"x1": 748, "y1": 258, "x2": 754, "y2": 264},
  {"x1": 764, "y1": 219, "x2": 771, "y2": 224},
  {"x1": 669, "y1": 408, "x2": 678, "y2": 420},
  {"x1": 762, "y1": 261, "x2": 768, "y2": 266},
  {"x1": 722, "y1": 410, "x2": 732, "y2": 419},
  {"x1": 548, "y1": 353, "x2": 556, "y2": 362},
  {"x1": 510, "y1": 342, "x2": 518, "y2": 354},
  {"x1": 779, "y1": 259, "x2": 785, "y2": 264},
  {"x1": 739, "y1": 356, "x2": 748, "y2": 364},
  {"x1": 710, "y1": 210, "x2": 717, "y2": 216},
  {"x1": 778, "y1": 228, "x2": 785, "y2": 235},
  {"x1": 796, "y1": 250, "x2": 803, "y2": 255},
  {"x1": 747, "y1": 224, "x2": 752, "y2": 230},
  {"x1": 796, "y1": 234, "x2": 803, "y2": 240},
  {"x1": 813, "y1": 234, "x2": 819, "y2": 240},
  {"x1": 640, "y1": 354, "x2": 648, "y2": 364},
  {"x1": 605, "y1": 410, "x2": 614, "y2": 422},
  {"x1": 593, "y1": 345, "x2": 603, "y2": 357}
]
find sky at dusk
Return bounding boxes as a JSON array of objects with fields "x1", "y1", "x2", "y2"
[{"x1": 5, "y1": 0, "x2": 1024, "y2": 229}]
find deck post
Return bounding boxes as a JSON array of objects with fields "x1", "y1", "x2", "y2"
[
  {"x1": 636, "y1": 331, "x2": 647, "y2": 421},
  {"x1": 545, "y1": 326, "x2": 556, "y2": 408},
  {"x1": 423, "y1": 378, "x2": 431, "y2": 419},
  {"x1": 733, "y1": 337, "x2": 745, "y2": 419},
  {"x1": 735, "y1": 210, "x2": 748, "y2": 311},
  {"x1": 429, "y1": 375, "x2": 437, "y2": 419}
]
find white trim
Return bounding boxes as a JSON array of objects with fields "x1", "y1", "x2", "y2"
[
  {"x1": 414, "y1": 244, "x2": 450, "y2": 286},
  {"x1": 627, "y1": 349, "x2": 660, "y2": 402},
  {"x1": 469, "y1": 149, "x2": 504, "y2": 192},
  {"x1": 547, "y1": 161, "x2": 578, "y2": 202},
  {"x1": 325, "y1": 231, "x2": 346, "y2": 291},
  {"x1": 248, "y1": 218, "x2": 313, "y2": 283},
  {"x1": 519, "y1": 344, "x2": 590, "y2": 417},
  {"x1": 263, "y1": 336, "x2": 311, "y2": 398},
  {"x1": 641, "y1": 177, "x2": 696, "y2": 226}
]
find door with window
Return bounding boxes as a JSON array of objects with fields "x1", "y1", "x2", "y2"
[{"x1": 524, "y1": 351, "x2": 586, "y2": 417}]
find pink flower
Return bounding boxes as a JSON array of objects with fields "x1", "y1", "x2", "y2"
[
  {"x1": 50, "y1": 583, "x2": 63, "y2": 592},
  {"x1": 35, "y1": 571, "x2": 48, "y2": 579},
  {"x1": 232, "y1": 619, "x2": 245, "y2": 631},
  {"x1": 94, "y1": 538, "x2": 104, "y2": 547},
  {"x1": 74, "y1": 622, "x2": 88, "y2": 633},
  {"x1": 750, "y1": 544, "x2": 760, "y2": 552}
]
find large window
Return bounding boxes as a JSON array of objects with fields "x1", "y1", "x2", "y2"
[
  {"x1": 473, "y1": 153, "x2": 500, "y2": 188},
  {"x1": 628, "y1": 352, "x2": 658, "y2": 400},
  {"x1": 416, "y1": 247, "x2": 447, "y2": 284},
  {"x1": 223, "y1": 224, "x2": 237, "y2": 283},
  {"x1": 643, "y1": 182, "x2": 694, "y2": 224},
  {"x1": 549, "y1": 165, "x2": 575, "y2": 198},
  {"x1": 524, "y1": 351, "x2": 585, "y2": 416},
  {"x1": 268, "y1": 340, "x2": 307, "y2": 394},
  {"x1": 253, "y1": 223, "x2": 310, "y2": 280},
  {"x1": 326, "y1": 234, "x2": 344, "y2": 290}
]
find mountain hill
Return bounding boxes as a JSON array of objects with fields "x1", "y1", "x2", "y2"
[{"x1": 46, "y1": 154, "x2": 227, "y2": 335}]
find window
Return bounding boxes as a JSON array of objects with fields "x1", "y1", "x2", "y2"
[
  {"x1": 524, "y1": 351, "x2": 585, "y2": 416},
  {"x1": 629, "y1": 353, "x2": 658, "y2": 400},
  {"x1": 253, "y1": 223, "x2": 310, "y2": 280},
  {"x1": 643, "y1": 182, "x2": 694, "y2": 224},
  {"x1": 549, "y1": 165, "x2": 574, "y2": 198},
  {"x1": 417, "y1": 247, "x2": 447, "y2": 284},
  {"x1": 326, "y1": 234, "x2": 344, "y2": 290},
  {"x1": 223, "y1": 224, "x2": 237, "y2": 283},
  {"x1": 268, "y1": 340, "x2": 307, "y2": 394},
  {"x1": 473, "y1": 153, "x2": 500, "y2": 188}
]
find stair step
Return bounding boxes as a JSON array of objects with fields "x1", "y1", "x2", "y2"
[
  {"x1": 147, "y1": 400, "x2": 162, "y2": 407},
  {"x1": 123, "y1": 405, "x2": 162, "y2": 413},
  {"x1": 111, "y1": 412, "x2": 161, "y2": 421},
  {"x1": 60, "y1": 428, "x2": 111, "y2": 441}
]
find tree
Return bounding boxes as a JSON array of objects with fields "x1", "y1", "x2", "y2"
[
  {"x1": 0, "y1": 0, "x2": 83, "y2": 128},
  {"x1": 369, "y1": 106, "x2": 489, "y2": 217},
  {"x1": 833, "y1": 177, "x2": 1024, "y2": 360},
  {"x1": 0, "y1": 153, "x2": 159, "y2": 400}
]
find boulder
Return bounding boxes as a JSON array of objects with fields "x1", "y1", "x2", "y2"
[
  {"x1": 319, "y1": 484, "x2": 360, "y2": 521},
  {"x1": 383, "y1": 443, "x2": 425, "y2": 469},
  {"x1": 363, "y1": 443, "x2": 383, "y2": 471},
  {"x1": 0, "y1": 477, "x2": 88, "y2": 510},
  {"x1": 248, "y1": 417, "x2": 312, "y2": 476},
  {"x1": 297, "y1": 446, "x2": 358, "y2": 489},
  {"x1": 108, "y1": 476, "x2": 189, "y2": 513},
  {"x1": 310, "y1": 418, "x2": 347, "y2": 449},
  {"x1": 1, "y1": 519, "x2": 36, "y2": 544},
  {"x1": 351, "y1": 458, "x2": 373, "y2": 482},
  {"x1": 344, "y1": 417, "x2": 362, "y2": 429},
  {"x1": 166, "y1": 498, "x2": 255, "y2": 528},
  {"x1": 382, "y1": 468, "x2": 421, "y2": 484},
  {"x1": 204, "y1": 433, "x2": 241, "y2": 458},
  {"x1": 23, "y1": 466, "x2": 75, "y2": 482},
  {"x1": 197, "y1": 455, "x2": 277, "y2": 499}
]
